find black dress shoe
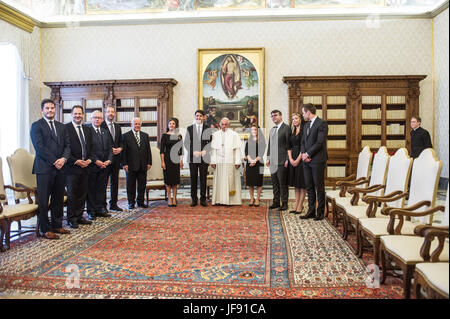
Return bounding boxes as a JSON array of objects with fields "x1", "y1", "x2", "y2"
[
  {"x1": 279, "y1": 205, "x2": 288, "y2": 211},
  {"x1": 88, "y1": 214, "x2": 96, "y2": 221},
  {"x1": 128, "y1": 203, "x2": 135, "y2": 209},
  {"x1": 68, "y1": 221, "x2": 79, "y2": 229},
  {"x1": 110, "y1": 205, "x2": 123, "y2": 212},
  {"x1": 97, "y1": 211, "x2": 111, "y2": 217},
  {"x1": 78, "y1": 218, "x2": 92, "y2": 225},
  {"x1": 300, "y1": 213, "x2": 315, "y2": 220},
  {"x1": 137, "y1": 203, "x2": 148, "y2": 208},
  {"x1": 200, "y1": 201, "x2": 207, "y2": 207},
  {"x1": 190, "y1": 201, "x2": 198, "y2": 207},
  {"x1": 269, "y1": 203, "x2": 280, "y2": 209},
  {"x1": 289, "y1": 210, "x2": 297, "y2": 214},
  {"x1": 314, "y1": 216, "x2": 324, "y2": 221}
]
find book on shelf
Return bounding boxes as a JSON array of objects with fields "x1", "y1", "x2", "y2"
[
  {"x1": 327, "y1": 166, "x2": 346, "y2": 178},
  {"x1": 139, "y1": 111, "x2": 158, "y2": 122},
  {"x1": 386, "y1": 123, "x2": 405, "y2": 135},
  {"x1": 327, "y1": 140, "x2": 347, "y2": 148},
  {"x1": 327, "y1": 109, "x2": 346, "y2": 119},
  {"x1": 118, "y1": 98, "x2": 135, "y2": 107},
  {"x1": 362, "y1": 140, "x2": 381, "y2": 149},
  {"x1": 326, "y1": 96, "x2": 346, "y2": 105},
  {"x1": 362, "y1": 108, "x2": 382, "y2": 119},
  {"x1": 85, "y1": 99, "x2": 103, "y2": 109},
  {"x1": 362, "y1": 124, "x2": 381, "y2": 135},
  {"x1": 303, "y1": 96, "x2": 322, "y2": 105},
  {"x1": 63, "y1": 100, "x2": 82, "y2": 110},
  {"x1": 140, "y1": 98, "x2": 158, "y2": 107},
  {"x1": 116, "y1": 111, "x2": 135, "y2": 122},
  {"x1": 362, "y1": 96, "x2": 382, "y2": 104},
  {"x1": 386, "y1": 110, "x2": 406, "y2": 119},
  {"x1": 386, "y1": 140, "x2": 406, "y2": 149},
  {"x1": 140, "y1": 126, "x2": 158, "y2": 137},
  {"x1": 328, "y1": 124, "x2": 347, "y2": 135},
  {"x1": 386, "y1": 96, "x2": 406, "y2": 104}
]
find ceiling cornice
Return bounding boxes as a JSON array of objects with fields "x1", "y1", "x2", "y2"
[{"x1": 0, "y1": 1, "x2": 39, "y2": 32}]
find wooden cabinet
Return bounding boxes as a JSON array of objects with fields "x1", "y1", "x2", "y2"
[
  {"x1": 282, "y1": 75, "x2": 426, "y2": 179},
  {"x1": 44, "y1": 79, "x2": 177, "y2": 147}
]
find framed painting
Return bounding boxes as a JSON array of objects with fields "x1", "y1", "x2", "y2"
[{"x1": 198, "y1": 47, "x2": 265, "y2": 133}]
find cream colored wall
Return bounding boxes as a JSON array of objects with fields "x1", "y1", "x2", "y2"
[
  {"x1": 0, "y1": 20, "x2": 41, "y2": 150},
  {"x1": 433, "y1": 8, "x2": 449, "y2": 179}
]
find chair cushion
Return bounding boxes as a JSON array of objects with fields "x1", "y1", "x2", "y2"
[
  {"x1": 0, "y1": 203, "x2": 38, "y2": 218},
  {"x1": 346, "y1": 205, "x2": 389, "y2": 220},
  {"x1": 415, "y1": 262, "x2": 449, "y2": 297},
  {"x1": 359, "y1": 218, "x2": 417, "y2": 237},
  {"x1": 326, "y1": 189, "x2": 342, "y2": 200},
  {"x1": 146, "y1": 181, "x2": 165, "y2": 188},
  {"x1": 381, "y1": 235, "x2": 449, "y2": 264}
]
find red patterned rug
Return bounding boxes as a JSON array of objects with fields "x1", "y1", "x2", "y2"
[{"x1": 0, "y1": 200, "x2": 403, "y2": 298}]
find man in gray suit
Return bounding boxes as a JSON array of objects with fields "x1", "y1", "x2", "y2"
[{"x1": 266, "y1": 109, "x2": 291, "y2": 211}]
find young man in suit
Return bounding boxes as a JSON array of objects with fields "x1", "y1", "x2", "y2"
[
  {"x1": 87, "y1": 111, "x2": 113, "y2": 220},
  {"x1": 266, "y1": 109, "x2": 291, "y2": 211},
  {"x1": 64, "y1": 105, "x2": 94, "y2": 229},
  {"x1": 101, "y1": 106, "x2": 123, "y2": 211},
  {"x1": 300, "y1": 103, "x2": 329, "y2": 221},
  {"x1": 30, "y1": 99, "x2": 71, "y2": 239},
  {"x1": 410, "y1": 116, "x2": 433, "y2": 159},
  {"x1": 122, "y1": 117, "x2": 152, "y2": 209},
  {"x1": 184, "y1": 109, "x2": 212, "y2": 207}
]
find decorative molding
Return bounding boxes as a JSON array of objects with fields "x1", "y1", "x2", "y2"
[{"x1": 0, "y1": 2, "x2": 37, "y2": 33}]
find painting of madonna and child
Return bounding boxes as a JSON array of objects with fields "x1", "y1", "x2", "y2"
[{"x1": 199, "y1": 48, "x2": 265, "y2": 133}]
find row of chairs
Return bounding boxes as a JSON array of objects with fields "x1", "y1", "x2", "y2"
[{"x1": 326, "y1": 146, "x2": 449, "y2": 299}]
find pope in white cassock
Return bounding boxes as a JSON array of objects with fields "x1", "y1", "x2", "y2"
[{"x1": 210, "y1": 118, "x2": 242, "y2": 205}]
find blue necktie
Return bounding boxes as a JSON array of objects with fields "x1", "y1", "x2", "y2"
[
  {"x1": 49, "y1": 120, "x2": 57, "y2": 138},
  {"x1": 77, "y1": 126, "x2": 87, "y2": 160}
]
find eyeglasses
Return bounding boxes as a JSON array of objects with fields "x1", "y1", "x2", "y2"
[{"x1": 92, "y1": 116, "x2": 102, "y2": 119}]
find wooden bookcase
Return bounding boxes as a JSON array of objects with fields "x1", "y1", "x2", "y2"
[
  {"x1": 44, "y1": 79, "x2": 177, "y2": 147},
  {"x1": 282, "y1": 75, "x2": 426, "y2": 180}
]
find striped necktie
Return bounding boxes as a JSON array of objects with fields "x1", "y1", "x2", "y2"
[{"x1": 135, "y1": 131, "x2": 140, "y2": 147}]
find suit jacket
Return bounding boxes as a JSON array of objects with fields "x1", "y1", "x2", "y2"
[
  {"x1": 100, "y1": 120, "x2": 123, "y2": 164},
  {"x1": 301, "y1": 117, "x2": 328, "y2": 164},
  {"x1": 89, "y1": 125, "x2": 114, "y2": 173},
  {"x1": 122, "y1": 130, "x2": 152, "y2": 172},
  {"x1": 267, "y1": 122, "x2": 291, "y2": 165},
  {"x1": 184, "y1": 123, "x2": 212, "y2": 164},
  {"x1": 64, "y1": 123, "x2": 94, "y2": 175},
  {"x1": 410, "y1": 126, "x2": 432, "y2": 158},
  {"x1": 30, "y1": 118, "x2": 71, "y2": 174}
]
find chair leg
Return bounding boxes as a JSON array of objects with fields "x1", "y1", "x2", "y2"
[
  {"x1": 403, "y1": 265, "x2": 415, "y2": 299},
  {"x1": 380, "y1": 243, "x2": 387, "y2": 284},
  {"x1": 413, "y1": 270, "x2": 421, "y2": 299},
  {"x1": 342, "y1": 212, "x2": 349, "y2": 240},
  {"x1": 35, "y1": 218, "x2": 41, "y2": 237},
  {"x1": 0, "y1": 219, "x2": 6, "y2": 252},
  {"x1": 374, "y1": 237, "x2": 381, "y2": 267},
  {"x1": 5, "y1": 220, "x2": 12, "y2": 250}
]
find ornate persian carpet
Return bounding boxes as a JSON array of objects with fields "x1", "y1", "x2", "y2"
[{"x1": 0, "y1": 200, "x2": 402, "y2": 298}]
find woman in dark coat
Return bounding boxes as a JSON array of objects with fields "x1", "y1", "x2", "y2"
[
  {"x1": 245, "y1": 124, "x2": 266, "y2": 206},
  {"x1": 287, "y1": 112, "x2": 306, "y2": 214},
  {"x1": 160, "y1": 118, "x2": 183, "y2": 207}
]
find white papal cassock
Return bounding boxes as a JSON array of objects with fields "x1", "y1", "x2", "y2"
[{"x1": 211, "y1": 128, "x2": 242, "y2": 205}]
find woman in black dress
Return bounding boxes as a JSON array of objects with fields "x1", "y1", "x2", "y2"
[
  {"x1": 160, "y1": 118, "x2": 183, "y2": 207},
  {"x1": 288, "y1": 112, "x2": 306, "y2": 214},
  {"x1": 245, "y1": 124, "x2": 266, "y2": 206}
]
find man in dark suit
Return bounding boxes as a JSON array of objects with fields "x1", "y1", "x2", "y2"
[
  {"x1": 266, "y1": 109, "x2": 291, "y2": 211},
  {"x1": 184, "y1": 109, "x2": 212, "y2": 207},
  {"x1": 122, "y1": 117, "x2": 152, "y2": 209},
  {"x1": 64, "y1": 105, "x2": 94, "y2": 229},
  {"x1": 87, "y1": 111, "x2": 113, "y2": 220},
  {"x1": 101, "y1": 106, "x2": 123, "y2": 212},
  {"x1": 410, "y1": 116, "x2": 433, "y2": 159},
  {"x1": 300, "y1": 103, "x2": 329, "y2": 221},
  {"x1": 30, "y1": 99, "x2": 71, "y2": 239}
]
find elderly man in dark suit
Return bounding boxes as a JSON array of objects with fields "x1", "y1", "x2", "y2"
[
  {"x1": 300, "y1": 103, "x2": 329, "y2": 221},
  {"x1": 87, "y1": 110, "x2": 113, "y2": 220},
  {"x1": 30, "y1": 99, "x2": 71, "y2": 239},
  {"x1": 184, "y1": 109, "x2": 212, "y2": 207},
  {"x1": 101, "y1": 106, "x2": 123, "y2": 211},
  {"x1": 122, "y1": 117, "x2": 152, "y2": 209},
  {"x1": 266, "y1": 109, "x2": 291, "y2": 211},
  {"x1": 410, "y1": 116, "x2": 433, "y2": 159},
  {"x1": 64, "y1": 105, "x2": 94, "y2": 229}
]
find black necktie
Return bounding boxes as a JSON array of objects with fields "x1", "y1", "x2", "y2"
[
  {"x1": 97, "y1": 128, "x2": 103, "y2": 148},
  {"x1": 49, "y1": 120, "x2": 57, "y2": 138},
  {"x1": 307, "y1": 122, "x2": 312, "y2": 136},
  {"x1": 109, "y1": 123, "x2": 115, "y2": 140},
  {"x1": 77, "y1": 125, "x2": 87, "y2": 160}
]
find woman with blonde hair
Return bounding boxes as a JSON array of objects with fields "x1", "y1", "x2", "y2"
[{"x1": 287, "y1": 112, "x2": 306, "y2": 214}]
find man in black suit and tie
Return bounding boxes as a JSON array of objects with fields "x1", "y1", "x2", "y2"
[
  {"x1": 122, "y1": 117, "x2": 152, "y2": 209},
  {"x1": 300, "y1": 103, "x2": 329, "y2": 221},
  {"x1": 101, "y1": 106, "x2": 123, "y2": 212},
  {"x1": 266, "y1": 109, "x2": 291, "y2": 211},
  {"x1": 184, "y1": 110, "x2": 212, "y2": 207},
  {"x1": 87, "y1": 111, "x2": 113, "y2": 220},
  {"x1": 30, "y1": 99, "x2": 71, "y2": 239},
  {"x1": 64, "y1": 105, "x2": 94, "y2": 229},
  {"x1": 410, "y1": 116, "x2": 433, "y2": 159}
]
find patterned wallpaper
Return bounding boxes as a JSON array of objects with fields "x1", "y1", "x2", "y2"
[
  {"x1": 40, "y1": 18, "x2": 442, "y2": 172},
  {"x1": 0, "y1": 20, "x2": 41, "y2": 150},
  {"x1": 433, "y1": 8, "x2": 449, "y2": 179}
]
